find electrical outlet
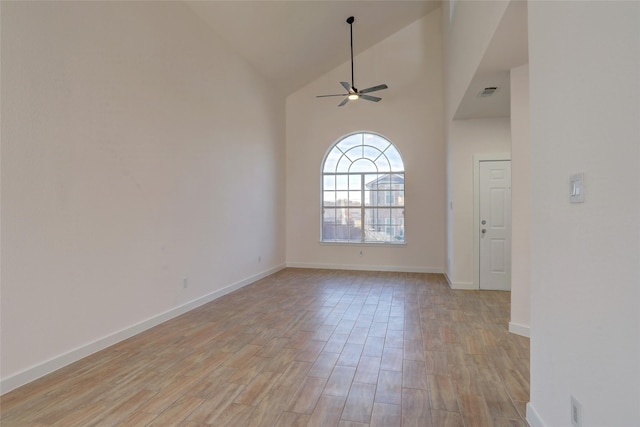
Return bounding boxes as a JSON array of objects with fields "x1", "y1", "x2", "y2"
[
  {"x1": 359, "y1": 250, "x2": 364, "y2": 257},
  {"x1": 258, "y1": 255, "x2": 262, "y2": 264},
  {"x1": 570, "y1": 395, "x2": 582, "y2": 427},
  {"x1": 183, "y1": 277, "x2": 188, "y2": 289}
]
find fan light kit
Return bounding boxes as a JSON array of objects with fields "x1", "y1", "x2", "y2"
[{"x1": 316, "y1": 16, "x2": 388, "y2": 107}]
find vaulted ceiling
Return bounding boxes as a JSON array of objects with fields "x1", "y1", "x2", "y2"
[
  {"x1": 185, "y1": 1, "x2": 527, "y2": 119},
  {"x1": 454, "y1": 1, "x2": 528, "y2": 119},
  {"x1": 185, "y1": 1, "x2": 441, "y2": 95}
]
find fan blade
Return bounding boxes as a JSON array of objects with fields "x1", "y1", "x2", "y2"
[
  {"x1": 359, "y1": 84, "x2": 388, "y2": 94},
  {"x1": 316, "y1": 93, "x2": 349, "y2": 98},
  {"x1": 340, "y1": 81, "x2": 353, "y2": 92},
  {"x1": 337, "y1": 97, "x2": 349, "y2": 107},
  {"x1": 359, "y1": 94, "x2": 382, "y2": 102}
]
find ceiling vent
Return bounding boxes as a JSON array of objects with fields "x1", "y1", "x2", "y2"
[{"x1": 478, "y1": 86, "x2": 499, "y2": 97}]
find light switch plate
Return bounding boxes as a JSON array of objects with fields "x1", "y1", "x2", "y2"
[{"x1": 570, "y1": 173, "x2": 584, "y2": 203}]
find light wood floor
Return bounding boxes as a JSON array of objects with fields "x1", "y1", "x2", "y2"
[{"x1": 0, "y1": 268, "x2": 530, "y2": 426}]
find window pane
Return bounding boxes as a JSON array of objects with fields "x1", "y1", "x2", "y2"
[
  {"x1": 364, "y1": 209, "x2": 385, "y2": 242},
  {"x1": 390, "y1": 208, "x2": 405, "y2": 221},
  {"x1": 385, "y1": 146, "x2": 404, "y2": 172},
  {"x1": 345, "y1": 146, "x2": 363, "y2": 162},
  {"x1": 336, "y1": 175, "x2": 349, "y2": 190},
  {"x1": 369, "y1": 191, "x2": 383, "y2": 206},
  {"x1": 389, "y1": 208, "x2": 405, "y2": 242},
  {"x1": 362, "y1": 145, "x2": 382, "y2": 162},
  {"x1": 333, "y1": 208, "x2": 350, "y2": 240},
  {"x1": 336, "y1": 155, "x2": 351, "y2": 173},
  {"x1": 364, "y1": 174, "x2": 378, "y2": 206},
  {"x1": 323, "y1": 175, "x2": 335, "y2": 190},
  {"x1": 323, "y1": 191, "x2": 335, "y2": 205},
  {"x1": 348, "y1": 191, "x2": 361, "y2": 206},
  {"x1": 392, "y1": 190, "x2": 404, "y2": 206},
  {"x1": 364, "y1": 190, "x2": 371, "y2": 206},
  {"x1": 364, "y1": 174, "x2": 378, "y2": 190},
  {"x1": 365, "y1": 189, "x2": 376, "y2": 206},
  {"x1": 323, "y1": 149, "x2": 341, "y2": 173},
  {"x1": 364, "y1": 133, "x2": 390, "y2": 152},
  {"x1": 348, "y1": 174, "x2": 361, "y2": 190},
  {"x1": 350, "y1": 158, "x2": 376, "y2": 173},
  {"x1": 385, "y1": 191, "x2": 393, "y2": 205},
  {"x1": 375, "y1": 156, "x2": 391, "y2": 172},
  {"x1": 348, "y1": 208, "x2": 362, "y2": 242},
  {"x1": 336, "y1": 133, "x2": 362, "y2": 152},
  {"x1": 322, "y1": 209, "x2": 337, "y2": 240},
  {"x1": 388, "y1": 226, "x2": 402, "y2": 241},
  {"x1": 335, "y1": 191, "x2": 348, "y2": 206},
  {"x1": 323, "y1": 208, "x2": 337, "y2": 223},
  {"x1": 377, "y1": 174, "x2": 392, "y2": 187}
]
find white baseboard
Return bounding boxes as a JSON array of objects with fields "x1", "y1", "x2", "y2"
[
  {"x1": 444, "y1": 272, "x2": 479, "y2": 290},
  {"x1": 286, "y1": 262, "x2": 442, "y2": 274},
  {"x1": 509, "y1": 322, "x2": 531, "y2": 338},
  {"x1": 0, "y1": 264, "x2": 286, "y2": 395},
  {"x1": 450, "y1": 282, "x2": 477, "y2": 290},
  {"x1": 444, "y1": 272, "x2": 453, "y2": 287},
  {"x1": 526, "y1": 402, "x2": 546, "y2": 427},
  {"x1": 449, "y1": 281, "x2": 478, "y2": 290}
]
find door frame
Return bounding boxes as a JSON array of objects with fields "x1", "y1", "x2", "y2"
[{"x1": 473, "y1": 153, "x2": 511, "y2": 290}]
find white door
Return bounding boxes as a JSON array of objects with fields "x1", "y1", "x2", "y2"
[{"x1": 479, "y1": 160, "x2": 511, "y2": 290}]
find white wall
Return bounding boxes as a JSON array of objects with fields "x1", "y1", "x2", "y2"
[
  {"x1": 285, "y1": 10, "x2": 445, "y2": 272},
  {"x1": 1, "y1": 1, "x2": 285, "y2": 392},
  {"x1": 509, "y1": 64, "x2": 530, "y2": 336},
  {"x1": 442, "y1": 1, "x2": 514, "y2": 289},
  {"x1": 527, "y1": 2, "x2": 640, "y2": 426},
  {"x1": 447, "y1": 118, "x2": 511, "y2": 288}
]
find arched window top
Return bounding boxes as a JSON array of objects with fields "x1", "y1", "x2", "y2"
[{"x1": 323, "y1": 132, "x2": 404, "y2": 174}]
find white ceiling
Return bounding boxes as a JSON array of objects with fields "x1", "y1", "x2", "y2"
[
  {"x1": 185, "y1": 0, "x2": 527, "y2": 119},
  {"x1": 185, "y1": 1, "x2": 440, "y2": 95},
  {"x1": 454, "y1": 1, "x2": 529, "y2": 119}
]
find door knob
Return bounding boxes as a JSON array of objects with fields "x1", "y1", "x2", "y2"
[
  {"x1": 481, "y1": 220, "x2": 487, "y2": 225},
  {"x1": 481, "y1": 229, "x2": 487, "y2": 234}
]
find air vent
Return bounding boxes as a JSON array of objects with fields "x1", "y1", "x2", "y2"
[{"x1": 478, "y1": 86, "x2": 499, "y2": 97}]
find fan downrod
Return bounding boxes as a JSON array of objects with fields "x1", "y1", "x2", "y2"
[
  {"x1": 347, "y1": 16, "x2": 355, "y2": 91},
  {"x1": 315, "y1": 15, "x2": 388, "y2": 106}
]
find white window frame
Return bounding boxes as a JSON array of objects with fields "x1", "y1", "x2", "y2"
[{"x1": 321, "y1": 132, "x2": 405, "y2": 244}]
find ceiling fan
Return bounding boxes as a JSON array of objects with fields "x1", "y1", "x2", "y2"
[{"x1": 316, "y1": 16, "x2": 388, "y2": 107}]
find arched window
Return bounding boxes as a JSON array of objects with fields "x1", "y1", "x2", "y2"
[{"x1": 322, "y1": 132, "x2": 405, "y2": 243}]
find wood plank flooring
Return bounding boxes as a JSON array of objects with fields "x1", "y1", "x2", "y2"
[{"x1": 0, "y1": 268, "x2": 530, "y2": 426}]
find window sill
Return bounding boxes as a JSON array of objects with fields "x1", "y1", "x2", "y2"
[{"x1": 319, "y1": 241, "x2": 407, "y2": 247}]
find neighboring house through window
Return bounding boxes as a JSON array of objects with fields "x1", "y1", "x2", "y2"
[{"x1": 321, "y1": 132, "x2": 405, "y2": 243}]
